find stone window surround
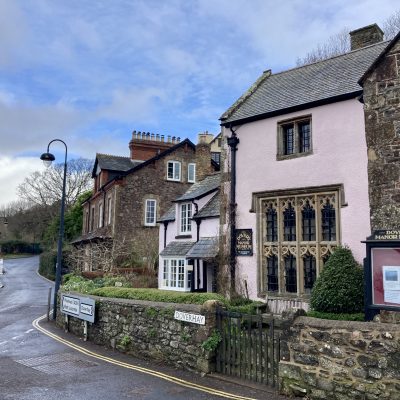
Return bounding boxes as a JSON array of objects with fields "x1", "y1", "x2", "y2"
[
  {"x1": 252, "y1": 184, "x2": 346, "y2": 299},
  {"x1": 276, "y1": 115, "x2": 313, "y2": 161},
  {"x1": 167, "y1": 160, "x2": 181, "y2": 181}
]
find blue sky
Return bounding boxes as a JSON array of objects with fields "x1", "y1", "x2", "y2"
[{"x1": 0, "y1": 0, "x2": 399, "y2": 206}]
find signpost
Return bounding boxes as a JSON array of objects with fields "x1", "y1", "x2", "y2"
[{"x1": 363, "y1": 230, "x2": 400, "y2": 320}]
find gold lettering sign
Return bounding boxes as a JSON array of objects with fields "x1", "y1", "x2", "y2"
[
  {"x1": 235, "y1": 229, "x2": 253, "y2": 256},
  {"x1": 373, "y1": 230, "x2": 400, "y2": 241}
]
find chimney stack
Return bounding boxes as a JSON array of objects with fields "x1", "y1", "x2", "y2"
[
  {"x1": 129, "y1": 130, "x2": 177, "y2": 161},
  {"x1": 195, "y1": 132, "x2": 214, "y2": 182},
  {"x1": 350, "y1": 24, "x2": 384, "y2": 51}
]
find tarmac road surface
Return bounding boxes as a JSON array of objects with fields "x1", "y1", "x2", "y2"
[{"x1": 0, "y1": 256, "x2": 287, "y2": 400}]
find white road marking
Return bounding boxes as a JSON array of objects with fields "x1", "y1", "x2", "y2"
[
  {"x1": 0, "y1": 341, "x2": 8, "y2": 346},
  {"x1": 11, "y1": 335, "x2": 23, "y2": 340},
  {"x1": 25, "y1": 329, "x2": 34, "y2": 334}
]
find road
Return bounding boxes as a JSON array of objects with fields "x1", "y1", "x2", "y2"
[{"x1": 0, "y1": 256, "x2": 284, "y2": 400}]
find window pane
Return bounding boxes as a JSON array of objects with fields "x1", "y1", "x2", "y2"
[
  {"x1": 266, "y1": 205, "x2": 278, "y2": 241},
  {"x1": 146, "y1": 200, "x2": 156, "y2": 225},
  {"x1": 174, "y1": 163, "x2": 180, "y2": 180},
  {"x1": 303, "y1": 255, "x2": 316, "y2": 292},
  {"x1": 302, "y1": 201, "x2": 316, "y2": 241},
  {"x1": 285, "y1": 255, "x2": 297, "y2": 293},
  {"x1": 170, "y1": 260, "x2": 177, "y2": 287},
  {"x1": 283, "y1": 203, "x2": 296, "y2": 241},
  {"x1": 299, "y1": 121, "x2": 311, "y2": 153},
  {"x1": 168, "y1": 162, "x2": 174, "y2": 179},
  {"x1": 267, "y1": 255, "x2": 278, "y2": 292},
  {"x1": 321, "y1": 200, "x2": 336, "y2": 241},
  {"x1": 283, "y1": 124, "x2": 294, "y2": 155},
  {"x1": 163, "y1": 259, "x2": 169, "y2": 286},
  {"x1": 188, "y1": 164, "x2": 195, "y2": 182}
]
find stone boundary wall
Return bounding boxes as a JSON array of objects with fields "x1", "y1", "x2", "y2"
[
  {"x1": 56, "y1": 292, "x2": 218, "y2": 373},
  {"x1": 279, "y1": 316, "x2": 400, "y2": 400}
]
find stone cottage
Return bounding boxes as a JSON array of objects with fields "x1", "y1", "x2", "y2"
[
  {"x1": 219, "y1": 24, "x2": 390, "y2": 311},
  {"x1": 72, "y1": 131, "x2": 217, "y2": 272}
]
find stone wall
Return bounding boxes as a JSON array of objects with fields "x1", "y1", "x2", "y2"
[
  {"x1": 279, "y1": 316, "x2": 400, "y2": 400},
  {"x1": 57, "y1": 293, "x2": 218, "y2": 373},
  {"x1": 362, "y1": 38, "x2": 400, "y2": 230}
]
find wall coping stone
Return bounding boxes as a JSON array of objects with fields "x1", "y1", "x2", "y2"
[{"x1": 294, "y1": 315, "x2": 400, "y2": 331}]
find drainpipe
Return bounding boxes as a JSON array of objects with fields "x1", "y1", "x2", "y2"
[
  {"x1": 163, "y1": 222, "x2": 168, "y2": 248},
  {"x1": 192, "y1": 200, "x2": 199, "y2": 242},
  {"x1": 227, "y1": 126, "x2": 239, "y2": 294}
]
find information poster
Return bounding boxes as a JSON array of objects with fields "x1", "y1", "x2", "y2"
[{"x1": 371, "y1": 247, "x2": 400, "y2": 306}]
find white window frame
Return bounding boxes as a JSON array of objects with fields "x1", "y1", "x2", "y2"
[
  {"x1": 188, "y1": 163, "x2": 196, "y2": 183},
  {"x1": 167, "y1": 161, "x2": 181, "y2": 181},
  {"x1": 107, "y1": 196, "x2": 112, "y2": 225},
  {"x1": 179, "y1": 203, "x2": 192, "y2": 234},
  {"x1": 98, "y1": 203, "x2": 103, "y2": 228},
  {"x1": 161, "y1": 258, "x2": 189, "y2": 291},
  {"x1": 145, "y1": 199, "x2": 157, "y2": 226}
]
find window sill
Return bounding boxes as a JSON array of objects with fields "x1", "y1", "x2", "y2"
[
  {"x1": 175, "y1": 234, "x2": 192, "y2": 239},
  {"x1": 276, "y1": 150, "x2": 313, "y2": 161},
  {"x1": 166, "y1": 178, "x2": 181, "y2": 182}
]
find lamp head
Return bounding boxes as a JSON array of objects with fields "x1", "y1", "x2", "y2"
[{"x1": 40, "y1": 152, "x2": 55, "y2": 168}]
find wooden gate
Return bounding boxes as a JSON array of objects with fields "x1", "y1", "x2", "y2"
[{"x1": 215, "y1": 307, "x2": 280, "y2": 388}]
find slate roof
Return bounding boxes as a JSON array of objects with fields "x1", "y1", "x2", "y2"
[
  {"x1": 175, "y1": 173, "x2": 220, "y2": 202},
  {"x1": 160, "y1": 241, "x2": 195, "y2": 257},
  {"x1": 221, "y1": 41, "x2": 388, "y2": 125},
  {"x1": 70, "y1": 228, "x2": 112, "y2": 245},
  {"x1": 193, "y1": 192, "x2": 220, "y2": 220},
  {"x1": 97, "y1": 153, "x2": 142, "y2": 172},
  {"x1": 186, "y1": 237, "x2": 219, "y2": 259},
  {"x1": 157, "y1": 204, "x2": 176, "y2": 222}
]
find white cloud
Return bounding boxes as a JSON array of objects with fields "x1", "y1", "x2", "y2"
[{"x1": 0, "y1": 156, "x2": 45, "y2": 207}]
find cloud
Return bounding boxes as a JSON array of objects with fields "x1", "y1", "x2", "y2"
[{"x1": 0, "y1": 156, "x2": 45, "y2": 207}]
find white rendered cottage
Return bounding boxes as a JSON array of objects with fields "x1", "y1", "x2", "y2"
[{"x1": 158, "y1": 173, "x2": 220, "y2": 292}]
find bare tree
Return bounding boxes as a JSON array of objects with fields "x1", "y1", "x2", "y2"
[
  {"x1": 383, "y1": 10, "x2": 400, "y2": 40},
  {"x1": 17, "y1": 158, "x2": 93, "y2": 211},
  {"x1": 296, "y1": 28, "x2": 350, "y2": 66},
  {"x1": 296, "y1": 10, "x2": 400, "y2": 66}
]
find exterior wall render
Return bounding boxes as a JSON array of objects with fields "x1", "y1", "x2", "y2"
[{"x1": 223, "y1": 98, "x2": 371, "y2": 300}]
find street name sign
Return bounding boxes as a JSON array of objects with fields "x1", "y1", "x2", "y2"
[
  {"x1": 61, "y1": 294, "x2": 95, "y2": 323},
  {"x1": 174, "y1": 310, "x2": 205, "y2": 325}
]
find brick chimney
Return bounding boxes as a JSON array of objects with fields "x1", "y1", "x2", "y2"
[
  {"x1": 129, "y1": 131, "x2": 179, "y2": 161},
  {"x1": 350, "y1": 24, "x2": 384, "y2": 51},
  {"x1": 196, "y1": 132, "x2": 214, "y2": 182}
]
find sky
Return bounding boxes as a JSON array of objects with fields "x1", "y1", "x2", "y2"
[{"x1": 0, "y1": 0, "x2": 399, "y2": 207}]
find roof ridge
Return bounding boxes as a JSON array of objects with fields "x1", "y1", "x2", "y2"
[
  {"x1": 96, "y1": 153, "x2": 131, "y2": 159},
  {"x1": 270, "y1": 40, "x2": 390, "y2": 77}
]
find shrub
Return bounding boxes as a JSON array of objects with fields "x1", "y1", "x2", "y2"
[
  {"x1": 39, "y1": 250, "x2": 57, "y2": 280},
  {"x1": 310, "y1": 246, "x2": 364, "y2": 314},
  {"x1": 307, "y1": 311, "x2": 365, "y2": 321},
  {"x1": 90, "y1": 287, "x2": 228, "y2": 305}
]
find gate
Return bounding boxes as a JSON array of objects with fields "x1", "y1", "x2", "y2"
[{"x1": 215, "y1": 307, "x2": 280, "y2": 388}]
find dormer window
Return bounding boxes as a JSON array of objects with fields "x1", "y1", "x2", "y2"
[
  {"x1": 167, "y1": 161, "x2": 181, "y2": 181},
  {"x1": 180, "y1": 203, "x2": 192, "y2": 234},
  {"x1": 188, "y1": 163, "x2": 196, "y2": 183}
]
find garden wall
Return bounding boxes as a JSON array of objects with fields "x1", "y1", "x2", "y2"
[
  {"x1": 279, "y1": 316, "x2": 400, "y2": 400},
  {"x1": 56, "y1": 292, "x2": 218, "y2": 373}
]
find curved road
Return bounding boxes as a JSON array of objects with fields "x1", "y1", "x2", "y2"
[{"x1": 0, "y1": 257, "x2": 281, "y2": 400}]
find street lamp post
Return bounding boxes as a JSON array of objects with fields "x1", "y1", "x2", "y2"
[{"x1": 40, "y1": 139, "x2": 68, "y2": 320}]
